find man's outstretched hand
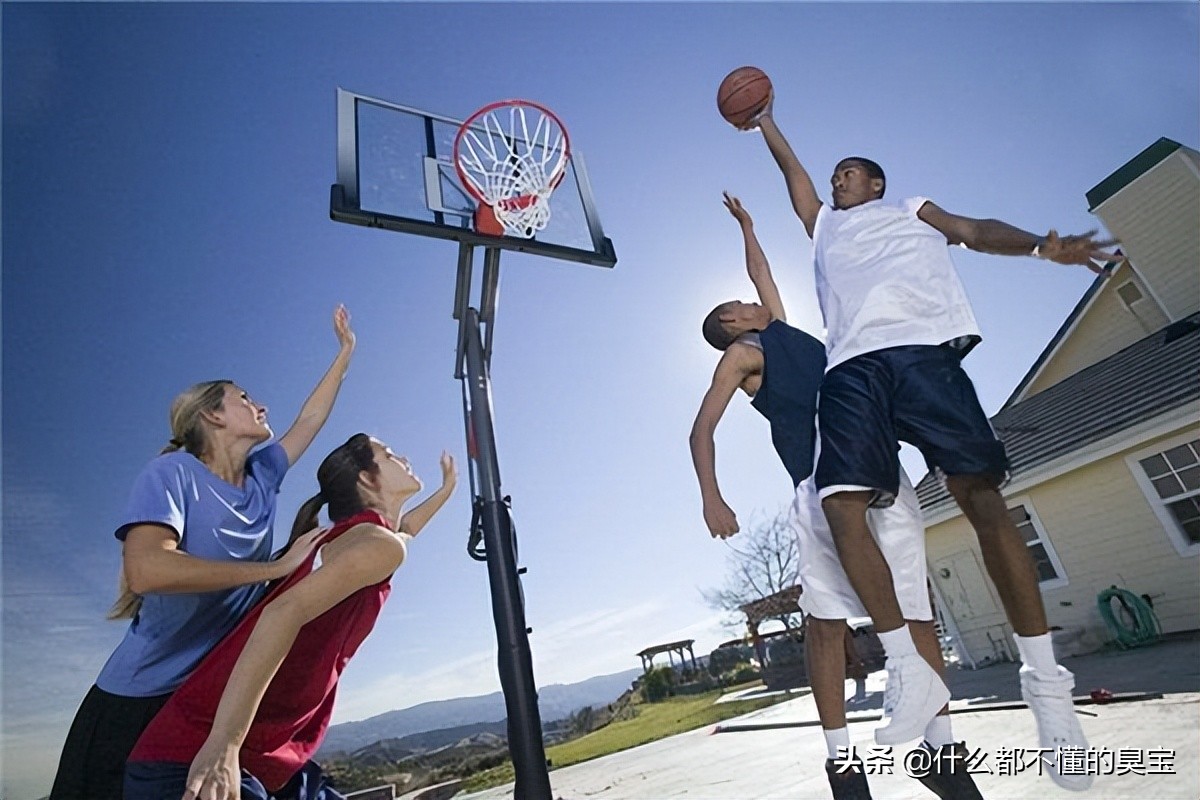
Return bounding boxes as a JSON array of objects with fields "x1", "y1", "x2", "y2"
[{"x1": 1038, "y1": 229, "x2": 1123, "y2": 274}]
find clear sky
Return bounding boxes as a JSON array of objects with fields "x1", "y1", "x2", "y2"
[{"x1": 2, "y1": 2, "x2": 1196, "y2": 798}]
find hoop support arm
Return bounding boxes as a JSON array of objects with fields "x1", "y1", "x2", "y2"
[
  {"x1": 481, "y1": 247, "x2": 501, "y2": 365},
  {"x1": 453, "y1": 241, "x2": 474, "y2": 379}
]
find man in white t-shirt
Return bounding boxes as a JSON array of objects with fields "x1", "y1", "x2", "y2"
[{"x1": 740, "y1": 94, "x2": 1118, "y2": 793}]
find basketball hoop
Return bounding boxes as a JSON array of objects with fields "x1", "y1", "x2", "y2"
[{"x1": 453, "y1": 100, "x2": 571, "y2": 239}]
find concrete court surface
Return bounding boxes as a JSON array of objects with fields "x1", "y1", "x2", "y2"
[{"x1": 458, "y1": 633, "x2": 1200, "y2": 799}]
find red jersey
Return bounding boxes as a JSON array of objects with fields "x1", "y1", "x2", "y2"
[{"x1": 129, "y1": 509, "x2": 394, "y2": 790}]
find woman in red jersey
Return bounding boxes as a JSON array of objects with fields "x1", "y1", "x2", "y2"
[{"x1": 124, "y1": 433, "x2": 456, "y2": 800}]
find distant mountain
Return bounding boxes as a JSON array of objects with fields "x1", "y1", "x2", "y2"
[
  {"x1": 350, "y1": 719, "x2": 509, "y2": 763},
  {"x1": 536, "y1": 669, "x2": 643, "y2": 723},
  {"x1": 319, "y1": 668, "x2": 640, "y2": 755},
  {"x1": 325, "y1": 724, "x2": 513, "y2": 797}
]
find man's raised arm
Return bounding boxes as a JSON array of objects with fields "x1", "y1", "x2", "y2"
[
  {"x1": 745, "y1": 98, "x2": 823, "y2": 239},
  {"x1": 723, "y1": 192, "x2": 785, "y2": 322}
]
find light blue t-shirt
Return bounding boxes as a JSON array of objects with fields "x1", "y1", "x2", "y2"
[{"x1": 95, "y1": 442, "x2": 289, "y2": 697}]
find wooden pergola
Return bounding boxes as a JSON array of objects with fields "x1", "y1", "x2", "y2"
[
  {"x1": 738, "y1": 584, "x2": 804, "y2": 666},
  {"x1": 636, "y1": 638, "x2": 698, "y2": 675}
]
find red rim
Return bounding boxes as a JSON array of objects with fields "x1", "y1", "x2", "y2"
[{"x1": 453, "y1": 99, "x2": 572, "y2": 205}]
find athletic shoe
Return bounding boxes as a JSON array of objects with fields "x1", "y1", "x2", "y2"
[
  {"x1": 1020, "y1": 665, "x2": 1094, "y2": 791},
  {"x1": 912, "y1": 741, "x2": 985, "y2": 800},
  {"x1": 826, "y1": 756, "x2": 873, "y2": 800},
  {"x1": 874, "y1": 654, "x2": 951, "y2": 745}
]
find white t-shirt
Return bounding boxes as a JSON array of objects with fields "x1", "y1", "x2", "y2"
[{"x1": 813, "y1": 197, "x2": 982, "y2": 370}]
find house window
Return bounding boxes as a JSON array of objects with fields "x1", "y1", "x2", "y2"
[
  {"x1": 1007, "y1": 502, "x2": 1068, "y2": 590},
  {"x1": 1130, "y1": 436, "x2": 1200, "y2": 556}
]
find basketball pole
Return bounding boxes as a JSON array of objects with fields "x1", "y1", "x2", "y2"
[{"x1": 454, "y1": 242, "x2": 554, "y2": 800}]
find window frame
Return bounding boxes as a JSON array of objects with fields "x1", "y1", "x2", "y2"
[
  {"x1": 1005, "y1": 496, "x2": 1069, "y2": 591},
  {"x1": 1125, "y1": 432, "x2": 1200, "y2": 558}
]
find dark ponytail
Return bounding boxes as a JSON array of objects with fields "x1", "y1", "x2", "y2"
[
  {"x1": 289, "y1": 492, "x2": 328, "y2": 545},
  {"x1": 287, "y1": 434, "x2": 378, "y2": 546}
]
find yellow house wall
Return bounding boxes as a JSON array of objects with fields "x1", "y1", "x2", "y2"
[
  {"x1": 1022, "y1": 268, "x2": 1170, "y2": 399},
  {"x1": 925, "y1": 428, "x2": 1200, "y2": 665}
]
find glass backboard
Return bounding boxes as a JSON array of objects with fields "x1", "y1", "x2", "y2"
[{"x1": 331, "y1": 88, "x2": 616, "y2": 268}]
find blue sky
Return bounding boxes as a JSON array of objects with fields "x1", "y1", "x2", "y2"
[{"x1": 2, "y1": 2, "x2": 1197, "y2": 798}]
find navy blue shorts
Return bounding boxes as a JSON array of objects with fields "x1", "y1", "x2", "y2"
[
  {"x1": 815, "y1": 344, "x2": 1008, "y2": 506},
  {"x1": 124, "y1": 760, "x2": 344, "y2": 800}
]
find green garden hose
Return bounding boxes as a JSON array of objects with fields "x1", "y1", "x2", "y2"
[{"x1": 1097, "y1": 586, "x2": 1162, "y2": 649}]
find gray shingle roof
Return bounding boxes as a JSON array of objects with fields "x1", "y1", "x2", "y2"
[
  {"x1": 999, "y1": 264, "x2": 1115, "y2": 412},
  {"x1": 916, "y1": 313, "x2": 1200, "y2": 512}
]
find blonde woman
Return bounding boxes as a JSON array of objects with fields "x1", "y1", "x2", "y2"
[
  {"x1": 124, "y1": 435, "x2": 455, "y2": 800},
  {"x1": 50, "y1": 306, "x2": 356, "y2": 800}
]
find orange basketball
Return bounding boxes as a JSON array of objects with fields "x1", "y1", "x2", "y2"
[{"x1": 717, "y1": 66, "x2": 772, "y2": 127}]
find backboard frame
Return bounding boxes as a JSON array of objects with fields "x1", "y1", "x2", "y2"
[{"x1": 330, "y1": 88, "x2": 617, "y2": 268}]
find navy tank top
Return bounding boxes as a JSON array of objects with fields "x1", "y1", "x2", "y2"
[{"x1": 744, "y1": 320, "x2": 826, "y2": 487}]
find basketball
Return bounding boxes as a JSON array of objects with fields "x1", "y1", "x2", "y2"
[{"x1": 717, "y1": 66, "x2": 772, "y2": 127}]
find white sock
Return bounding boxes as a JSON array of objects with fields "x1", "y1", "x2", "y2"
[
  {"x1": 1014, "y1": 632, "x2": 1059, "y2": 676},
  {"x1": 824, "y1": 726, "x2": 851, "y2": 760},
  {"x1": 877, "y1": 625, "x2": 917, "y2": 658},
  {"x1": 923, "y1": 714, "x2": 955, "y2": 748}
]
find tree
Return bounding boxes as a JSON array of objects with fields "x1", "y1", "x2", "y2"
[
  {"x1": 701, "y1": 507, "x2": 803, "y2": 633},
  {"x1": 568, "y1": 704, "x2": 596, "y2": 736},
  {"x1": 641, "y1": 665, "x2": 674, "y2": 702}
]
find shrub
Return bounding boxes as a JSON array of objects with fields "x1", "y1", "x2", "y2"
[
  {"x1": 641, "y1": 665, "x2": 674, "y2": 702},
  {"x1": 672, "y1": 673, "x2": 718, "y2": 695},
  {"x1": 728, "y1": 664, "x2": 762, "y2": 685}
]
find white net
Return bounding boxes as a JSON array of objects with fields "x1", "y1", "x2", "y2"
[{"x1": 455, "y1": 103, "x2": 569, "y2": 238}]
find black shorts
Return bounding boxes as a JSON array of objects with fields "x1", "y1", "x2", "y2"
[
  {"x1": 49, "y1": 684, "x2": 171, "y2": 800},
  {"x1": 815, "y1": 344, "x2": 1009, "y2": 506}
]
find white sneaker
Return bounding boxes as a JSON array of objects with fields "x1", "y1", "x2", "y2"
[
  {"x1": 1020, "y1": 665, "x2": 1094, "y2": 791},
  {"x1": 874, "y1": 653, "x2": 951, "y2": 745}
]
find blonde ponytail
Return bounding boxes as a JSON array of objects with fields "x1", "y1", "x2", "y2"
[{"x1": 106, "y1": 567, "x2": 142, "y2": 620}]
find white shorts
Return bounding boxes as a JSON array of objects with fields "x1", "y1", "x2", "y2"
[{"x1": 791, "y1": 467, "x2": 932, "y2": 622}]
